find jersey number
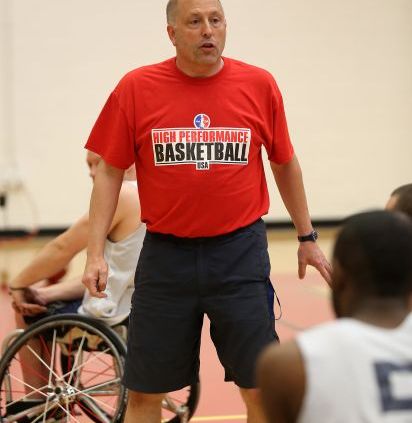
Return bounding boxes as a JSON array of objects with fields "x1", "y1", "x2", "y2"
[{"x1": 374, "y1": 362, "x2": 412, "y2": 412}]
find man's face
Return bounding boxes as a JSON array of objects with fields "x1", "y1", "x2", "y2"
[
  {"x1": 167, "y1": 0, "x2": 226, "y2": 74},
  {"x1": 86, "y1": 152, "x2": 101, "y2": 181}
]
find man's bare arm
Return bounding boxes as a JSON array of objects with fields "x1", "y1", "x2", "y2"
[
  {"x1": 82, "y1": 158, "x2": 124, "y2": 298},
  {"x1": 257, "y1": 341, "x2": 305, "y2": 423},
  {"x1": 270, "y1": 154, "x2": 332, "y2": 285}
]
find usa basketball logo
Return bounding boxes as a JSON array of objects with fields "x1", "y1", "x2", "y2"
[{"x1": 194, "y1": 114, "x2": 211, "y2": 129}]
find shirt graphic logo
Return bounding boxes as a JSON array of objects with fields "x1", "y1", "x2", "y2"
[
  {"x1": 152, "y1": 115, "x2": 251, "y2": 171},
  {"x1": 194, "y1": 114, "x2": 211, "y2": 129}
]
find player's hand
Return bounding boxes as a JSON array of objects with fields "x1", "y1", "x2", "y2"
[
  {"x1": 82, "y1": 256, "x2": 108, "y2": 298},
  {"x1": 297, "y1": 242, "x2": 332, "y2": 286},
  {"x1": 9, "y1": 288, "x2": 47, "y2": 315}
]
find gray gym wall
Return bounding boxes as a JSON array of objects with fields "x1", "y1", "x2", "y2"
[{"x1": 0, "y1": 0, "x2": 411, "y2": 231}]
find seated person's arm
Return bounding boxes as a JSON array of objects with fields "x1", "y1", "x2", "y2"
[
  {"x1": 26, "y1": 275, "x2": 86, "y2": 305},
  {"x1": 9, "y1": 214, "x2": 89, "y2": 314},
  {"x1": 10, "y1": 213, "x2": 89, "y2": 290}
]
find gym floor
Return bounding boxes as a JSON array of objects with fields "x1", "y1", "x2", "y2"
[{"x1": 0, "y1": 227, "x2": 337, "y2": 422}]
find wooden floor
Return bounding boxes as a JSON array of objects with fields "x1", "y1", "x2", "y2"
[{"x1": 0, "y1": 228, "x2": 337, "y2": 422}]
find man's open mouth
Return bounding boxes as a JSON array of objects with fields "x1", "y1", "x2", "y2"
[{"x1": 201, "y1": 43, "x2": 215, "y2": 49}]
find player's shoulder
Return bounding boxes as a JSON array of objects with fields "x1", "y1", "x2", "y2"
[
  {"x1": 226, "y1": 57, "x2": 277, "y2": 83},
  {"x1": 117, "y1": 58, "x2": 175, "y2": 87}
]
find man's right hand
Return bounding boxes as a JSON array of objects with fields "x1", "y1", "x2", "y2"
[{"x1": 82, "y1": 257, "x2": 108, "y2": 298}]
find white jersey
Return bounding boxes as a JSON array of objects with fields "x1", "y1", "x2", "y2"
[
  {"x1": 79, "y1": 219, "x2": 146, "y2": 326},
  {"x1": 297, "y1": 313, "x2": 412, "y2": 423}
]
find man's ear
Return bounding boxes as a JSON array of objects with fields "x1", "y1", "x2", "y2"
[{"x1": 167, "y1": 25, "x2": 177, "y2": 46}]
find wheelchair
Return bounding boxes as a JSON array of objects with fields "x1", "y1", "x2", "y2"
[{"x1": 0, "y1": 313, "x2": 200, "y2": 422}]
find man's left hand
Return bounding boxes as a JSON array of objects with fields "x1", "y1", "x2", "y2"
[{"x1": 297, "y1": 242, "x2": 332, "y2": 286}]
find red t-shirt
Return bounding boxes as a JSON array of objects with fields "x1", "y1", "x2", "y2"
[{"x1": 86, "y1": 57, "x2": 294, "y2": 237}]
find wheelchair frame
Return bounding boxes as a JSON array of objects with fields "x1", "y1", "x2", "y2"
[{"x1": 0, "y1": 314, "x2": 200, "y2": 423}]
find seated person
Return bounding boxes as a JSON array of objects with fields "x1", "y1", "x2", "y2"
[
  {"x1": 7, "y1": 151, "x2": 144, "y2": 397},
  {"x1": 257, "y1": 210, "x2": 412, "y2": 423},
  {"x1": 386, "y1": 183, "x2": 412, "y2": 218},
  {"x1": 8, "y1": 151, "x2": 145, "y2": 328}
]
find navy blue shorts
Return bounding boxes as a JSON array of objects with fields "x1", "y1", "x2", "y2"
[{"x1": 123, "y1": 218, "x2": 278, "y2": 392}]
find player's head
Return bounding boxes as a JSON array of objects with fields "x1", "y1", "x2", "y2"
[
  {"x1": 166, "y1": 0, "x2": 226, "y2": 74},
  {"x1": 86, "y1": 151, "x2": 101, "y2": 181},
  {"x1": 385, "y1": 183, "x2": 412, "y2": 220},
  {"x1": 331, "y1": 210, "x2": 412, "y2": 317}
]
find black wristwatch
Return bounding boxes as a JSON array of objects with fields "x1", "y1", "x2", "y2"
[{"x1": 297, "y1": 230, "x2": 318, "y2": 242}]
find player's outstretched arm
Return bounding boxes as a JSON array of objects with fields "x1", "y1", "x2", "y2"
[
  {"x1": 9, "y1": 214, "x2": 89, "y2": 291},
  {"x1": 82, "y1": 157, "x2": 124, "y2": 298},
  {"x1": 9, "y1": 214, "x2": 89, "y2": 315},
  {"x1": 270, "y1": 154, "x2": 332, "y2": 285}
]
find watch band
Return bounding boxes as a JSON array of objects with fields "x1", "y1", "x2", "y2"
[{"x1": 297, "y1": 230, "x2": 318, "y2": 242}]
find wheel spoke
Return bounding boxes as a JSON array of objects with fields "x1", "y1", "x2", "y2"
[
  {"x1": 7, "y1": 372, "x2": 49, "y2": 401},
  {"x1": 48, "y1": 330, "x2": 57, "y2": 387},
  {"x1": 42, "y1": 395, "x2": 51, "y2": 423},
  {"x1": 30, "y1": 402, "x2": 55, "y2": 423},
  {"x1": 66, "y1": 331, "x2": 87, "y2": 386},
  {"x1": 69, "y1": 386, "x2": 117, "y2": 413},
  {"x1": 80, "y1": 377, "x2": 121, "y2": 396},
  {"x1": 59, "y1": 347, "x2": 112, "y2": 386},
  {"x1": 26, "y1": 344, "x2": 61, "y2": 382}
]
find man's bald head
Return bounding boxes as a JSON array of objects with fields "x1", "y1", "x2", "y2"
[{"x1": 166, "y1": 0, "x2": 223, "y2": 25}]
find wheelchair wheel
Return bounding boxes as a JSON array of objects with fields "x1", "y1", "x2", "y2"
[{"x1": 0, "y1": 314, "x2": 126, "y2": 422}]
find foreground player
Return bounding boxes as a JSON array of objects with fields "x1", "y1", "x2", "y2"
[
  {"x1": 258, "y1": 210, "x2": 412, "y2": 423},
  {"x1": 82, "y1": 0, "x2": 331, "y2": 421}
]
